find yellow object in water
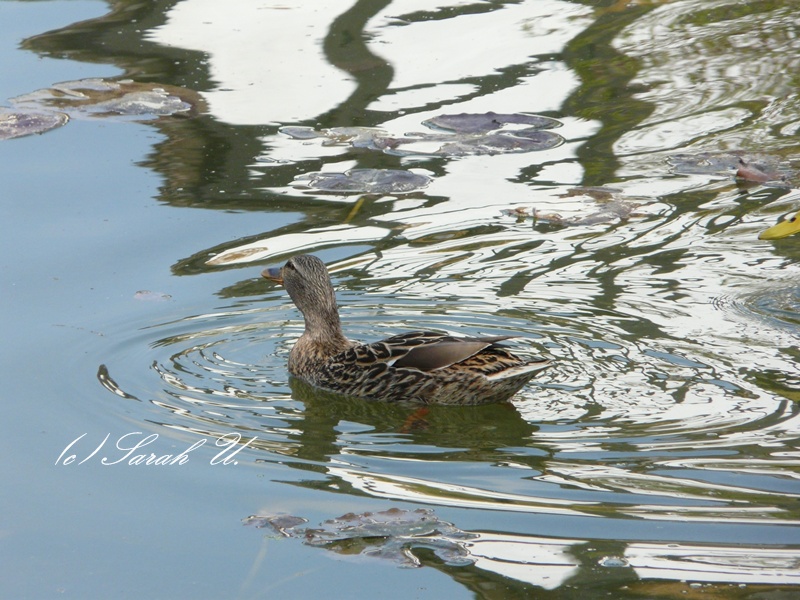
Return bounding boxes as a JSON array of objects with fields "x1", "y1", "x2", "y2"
[{"x1": 759, "y1": 209, "x2": 800, "y2": 240}]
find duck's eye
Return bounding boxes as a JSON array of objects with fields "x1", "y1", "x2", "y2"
[{"x1": 285, "y1": 260, "x2": 296, "y2": 270}]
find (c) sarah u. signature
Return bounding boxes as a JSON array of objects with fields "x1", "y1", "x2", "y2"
[{"x1": 55, "y1": 432, "x2": 254, "y2": 466}]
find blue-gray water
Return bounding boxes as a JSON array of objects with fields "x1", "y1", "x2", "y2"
[{"x1": 2, "y1": 1, "x2": 799, "y2": 598}]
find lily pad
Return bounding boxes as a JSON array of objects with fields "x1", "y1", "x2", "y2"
[
  {"x1": 433, "y1": 131, "x2": 563, "y2": 156},
  {"x1": 423, "y1": 111, "x2": 561, "y2": 134},
  {"x1": 278, "y1": 112, "x2": 565, "y2": 157},
  {"x1": 531, "y1": 201, "x2": 644, "y2": 227},
  {"x1": 244, "y1": 508, "x2": 477, "y2": 568},
  {"x1": 279, "y1": 126, "x2": 387, "y2": 146},
  {"x1": 293, "y1": 168, "x2": 431, "y2": 193},
  {"x1": 10, "y1": 78, "x2": 199, "y2": 120},
  {"x1": 303, "y1": 508, "x2": 458, "y2": 543},
  {"x1": 90, "y1": 91, "x2": 191, "y2": 117},
  {"x1": 278, "y1": 126, "x2": 325, "y2": 140},
  {"x1": 505, "y1": 187, "x2": 651, "y2": 227},
  {"x1": 0, "y1": 107, "x2": 69, "y2": 140},
  {"x1": 242, "y1": 514, "x2": 308, "y2": 536},
  {"x1": 322, "y1": 127, "x2": 388, "y2": 145}
]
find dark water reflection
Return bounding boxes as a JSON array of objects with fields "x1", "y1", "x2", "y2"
[{"x1": 8, "y1": 0, "x2": 800, "y2": 597}]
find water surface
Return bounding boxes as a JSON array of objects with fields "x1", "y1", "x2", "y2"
[{"x1": 3, "y1": 0, "x2": 799, "y2": 598}]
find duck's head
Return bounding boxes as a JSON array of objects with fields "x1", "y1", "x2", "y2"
[
  {"x1": 262, "y1": 255, "x2": 340, "y2": 326},
  {"x1": 759, "y1": 209, "x2": 800, "y2": 240}
]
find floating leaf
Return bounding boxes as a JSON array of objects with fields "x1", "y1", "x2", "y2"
[
  {"x1": 304, "y1": 508, "x2": 444, "y2": 543},
  {"x1": 432, "y1": 131, "x2": 564, "y2": 156},
  {"x1": 90, "y1": 91, "x2": 191, "y2": 117},
  {"x1": 293, "y1": 168, "x2": 431, "y2": 193},
  {"x1": 278, "y1": 113, "x2": 565, "y2": 157},
  {"x1": 0, "y1": 107, "x2": 69, "y2": 140},
  {"x1": 278, "y1": 126, "x2": 324, "y2": 140},
  {"x1": 423, "y1": 111, "x2": 561, "y2": 134},
  {"x1": 244, "y1": 508, "x2": 477, "y2": 568},
  {"x1": 242, "y1": 514, "x2": 308, "y2": 536},
  {"x1": 532, "y1": 201, "x2": 644, "y2": 227},
  {"x1": 10, "y1": 78, "x2": 200, "y2": 120},
  {"x1": 667, "y1": 152, "x2": 742, "y2": 175}
]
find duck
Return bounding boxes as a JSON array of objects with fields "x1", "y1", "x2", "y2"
[
  {"x1": 759, "y1": 209, "x2": 800, "y2": 240},
  {"x1": 262, "y1": 254, "x2": 550, "y2": 405}
]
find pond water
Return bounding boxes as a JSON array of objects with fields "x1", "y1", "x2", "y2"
[{"x1": 3, "y1": 0, "x2": 799, "y2": 598}]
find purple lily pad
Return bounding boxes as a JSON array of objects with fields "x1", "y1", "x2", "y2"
[
  {"x1": 0, "y1": 107, "x2": 69, "y2": 140},
  {"x1": 293, "y1": 168, "x2": 431, "y2": 193},
  {"x1": 423, "y1": 111, "x2": 561, "y2": 134},
  {"x1": 433, "y1": 131, "x2": 564, "y2": 156},
  {"x1": 278, "y1": 112, "x2": 565, "y2": 158}
]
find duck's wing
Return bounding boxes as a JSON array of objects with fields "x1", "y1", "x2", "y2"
[{"x1": 361, "y1": 331, "x2": 513, "y2": 372}]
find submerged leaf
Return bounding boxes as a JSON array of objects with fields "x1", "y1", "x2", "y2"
[{"x1": 245, "y1": 508, "x2": 477, "y2": 568}]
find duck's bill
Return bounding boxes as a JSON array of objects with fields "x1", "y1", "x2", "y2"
[
  {"x1": 261, "y1": 267, "x2": 283, "y2": 284},
  {"x1": 759, "y1": 218, "x2": 799, "y2": 240}
]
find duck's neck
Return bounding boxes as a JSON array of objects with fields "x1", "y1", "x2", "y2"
[
  {"x1": 288, "y1": 304, "x2": 352, "y2": 377},
  {"x1": 302, "y1": 304, "x2": 348, "y2": 345}
]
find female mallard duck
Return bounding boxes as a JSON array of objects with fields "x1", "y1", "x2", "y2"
[
  {"x1": 262, "y1": 254, "x2": 549, "y2": 405},
  {"x1": 759, "y1": 208, "x2": 800, "y2": 240}
]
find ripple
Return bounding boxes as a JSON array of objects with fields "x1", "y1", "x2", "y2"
[
  {"x1": 96, "y1": 275, "x2": 800, "y2": 530},
  {"x1": 614, "y1": 0, "x2": 800, "y2": 188},
  {"x1": 616, "y1": 1, "x2": 800, "y2": 147},
  {"x1": 715, "y1": 286, "x2": 800, "y2": 332}
]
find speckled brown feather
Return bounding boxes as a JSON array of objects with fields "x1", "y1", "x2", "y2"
[{"x1": 263, "y1": 255, "x2": 550, "y2": 405}]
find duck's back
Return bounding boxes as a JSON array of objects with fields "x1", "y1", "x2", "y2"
[{"x1": 295, "y1": 331, "x2": 549, "y2": 405}]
